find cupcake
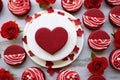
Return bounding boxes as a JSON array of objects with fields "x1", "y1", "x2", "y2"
[{"x1": 8, "y1": 0, "x2": 31, "y2": 16}]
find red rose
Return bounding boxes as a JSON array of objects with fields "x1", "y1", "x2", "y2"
[
  {"x1": 36, "y1": 0, "x2": 56, "y2": 6},
  {"x1": 87, "y1": 57, "x2": 108, "y2": 75},
  {"x1": 84, "y1": 0, "x2": 103, "y2": 9},
  {"x1": 88, "y1": 75, "x2": 106, "y2": 80},
  {"x1": 113, "y1": 29, "x2": 120, "y2": 49},
  {"x1": 1, "y1": 21, "x2": 19, "y2": 40},
  {"x1": 0, "y1": 68, "x2": 14, "y2": 80}
]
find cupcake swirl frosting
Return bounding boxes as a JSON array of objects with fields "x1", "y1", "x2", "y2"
[
  {"x1": 57, "y1": 69, "x2": 80, "y2": 80},
  {"x1": 22, "y1": 67, "x2": 45, "y2": 80},
  {"x1": 8, "y1": 0, "x2": 30, "y2": 15},
  {"x1": 83, "y1": 15, "x2": 105, "y2": 27},
  {"x1": 89, "y1": 39, "x2": 110, "y2": 50},
  {"x1": 62, "y1": 0, "x2": 82, "y2": 12},
  {"x1": 110, "y1": 13, "x2": 120, "y2": 26},
  {"x1": 107, "y1": 0, "x2": 120, "y2": 5}
]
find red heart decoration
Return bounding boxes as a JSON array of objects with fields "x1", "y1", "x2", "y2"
[{"x1": 35, "y1": 27, "x2": 68, "y2": 55}]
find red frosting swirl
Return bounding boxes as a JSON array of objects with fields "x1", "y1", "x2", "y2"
[
  {"x1": 57, "y1": 69, "x2": 80, "y2": 80},
  {"x1": 8, "y1": 0, "x2": 30, "y2": 16}
]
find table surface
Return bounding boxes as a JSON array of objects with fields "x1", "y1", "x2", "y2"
[{"x1": 0, "y1": 0, "x2": 120, "y2": 80}]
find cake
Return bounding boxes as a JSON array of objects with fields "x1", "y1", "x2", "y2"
[
  {"x1": 22, "y1": 67, "x2": 45, "y2": 80},
  {"x1": 8, "y1": 0, "x2": 31, "y2": 16},
  {"x1": 83, "y1": 8, "x2": 105, "y2": 30},
  {"x1": 61, "y1": 0, "x2": 82, "y2": 12},
  {"x1": 0, "y1": 0, "x2": 3, "y2": 12},
  {"x1": 88, "y1": 75, "x2": 106, "y2": 80},
  {"x1": 109, "y1": 6, "x2": 120, "y2": 27},
  {"x1": 109, "y1": 49, "x2": 120, "y2": 71},
  {"x1": 88, "y1": 30, "x2": 110, "y2": 52},
  {"x1": 3, "y1": 45, "x2": 26, "y2": 65},
  {"x1": 23, "y1": 8, "x2": 84, "y2": 68},
  {"x1": 56, "y1": 69, "x2": 80, "y2": 80},
  {"x1": 105, "y1": 0, "x2": 120, "y2": 6}
]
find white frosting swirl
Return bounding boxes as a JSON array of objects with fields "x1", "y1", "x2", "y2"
[
  {"x1": 57, "y1": 69, "x2": 80, "y2": 80},
  {"x1": 107, "y1": 0, "x2": 120, "y2": 5},
  {"x1": 8, "y1": 0, "x2": 30, "y2": 15},
  {"x1": 89, "y1": 39, "x2": 110, "y2": 50},
  {"x1": 111, "y1": 50, "x2": 120, "y2": 70},
  {"x1": 83, "y1": 15, "x2": 105, "y2": 27},
  {"x1": 62, "y1": 0, "x2": 82, "y2": 12},
  {"x1": 22, "y1": 67, "x2": 45, "y2": 80},
  {"x1": 110, "y1": 13, "x2": 120, "y2": 26},
  {"x1": 4, "y1": 53, "x2": 25, "y2": 65}
]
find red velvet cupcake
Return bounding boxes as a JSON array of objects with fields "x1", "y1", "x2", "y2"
[
  {"x1": 83, "y1": 8, "x2": 105, "y2": 30},
  {"x1": 105, "y1": 0, "x2": 120, "y2": 6},
  {"x1": 109, "y1": 6, "x2": 120, "y2": 27},
  {"x1": 109, "y1": 49, "x2": 120, "y2": 71},
  {"x1": 88, "y1": 30, "x2": 110, "y2": 52},
  {"x1": 61, "y1": 0, "x2": 82, "y2": 12},
  {"x1": 0, "y1": 0, "x2": 3, "y2": 12},
  {"x1": 3, "y1": 45, "x2": 26, "y2": 66},
  {"x1": 8, "y1": 0, "x2": 31, "y2": 16},
  {"x1": 22, "y1": 67, "x2": 45, "y2": 80},
  {"x1": 57, "y1": 69, "x2": 80, "y2": 80}
]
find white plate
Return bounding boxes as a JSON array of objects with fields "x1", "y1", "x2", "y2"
[{"x1": 23, "y1": 9, "x2": 84, "y2": 68}]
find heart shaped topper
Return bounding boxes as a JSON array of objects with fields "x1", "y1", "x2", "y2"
[{"x1": 35, "y1": 27, "x2": 68, "y2": 55}]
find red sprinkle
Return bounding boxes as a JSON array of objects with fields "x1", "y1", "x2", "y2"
[
  {"x1": 46, "y1": 7, "x2": 54, "y2": 13},
  {"x1": 28, "y1": 50, "x2": 35, "y2": 57},
  {"x1": 62, "y1": 57, "x2": 68, "y2": 61},
  {"x1": 68, "y1": 17, "x2": 73, "y2": 22},
  {"x1": 73, "y1": 46, "x2": 79, "y2": 53},
  {"x1": 22, "y1": 36, "x2": 27, "y2": 44},
  {"x1": 57, "y1": 11, "x2": 65, "y2": 16},
  {"x1": 34, "y1": 13, "x2": 41, "y2": 18},
  {"x1": 25, "y1": 15, "x2": 32, "y2": 22},
  {"x1": 46, "y1": 61, "x2": 54, "y2": 68},
  {"x1": 68, "y1": 54, "x2": 75, "y2": 60},
  {"x1": 77, "y1": 29, "x2": 84, "y2": 36},
  {"x1": 74, "y1": 19, "x2": 81, "y2": 25}
]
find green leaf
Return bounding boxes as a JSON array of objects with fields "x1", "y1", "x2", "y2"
[
  {"x1": 19, "y1": 30, "x2": 23, "y2": 33},
  {"x1": 39, "y1": 4, "x2": 47, "y2": 9},
  {"x1": 91, "y1": 52, "x2": 96, "y2": 58}
]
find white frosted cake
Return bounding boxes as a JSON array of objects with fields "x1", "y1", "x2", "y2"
[{"x1": 23, "y1": 8, "x2": 84, "y2": 68}]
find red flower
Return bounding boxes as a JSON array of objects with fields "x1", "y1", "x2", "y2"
[
  {"x1": 0, "y1": 68, "x2": 14, "y2": 80},
  {"x1": 1, "y1": 21, "x2": 20, "y2": 40},
  {"x1": 84, "y1": 0, "x2": 103, "y2": 9},
  {"x1": 113, "y1": 29, "x2": 120, "y2": 48},
  {"x1": 87, "y1": 57, "x2": 108, "y2": 75},
  {"x1": 88, "y1": 75, "x2": 106, "y2": 80},
  {"x1": 36, "y1": 0, "x2": 56, "y2": 6}
]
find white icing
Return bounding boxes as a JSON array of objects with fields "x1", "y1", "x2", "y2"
[
  {"x1": 4, "y1": 53, "x2": 25, "y2": 65},
  {"x1": 111, "y1": 50, "x2": 120, "y2": 70},
  {"x1": 26, "y1": 10, "x2": 77, "y2": 61},
  {"x1": 23, "y1": 67, "x2": 45, "y2": 80},
  {"x1": 83, "y1": 15, "x2": 105, "y2": 27},
  {"x1": 110, "y1": 13, "x2": 120, "y2": 26},
  {"x1": 89, "y1": 39, "x2": 110, "y2": 50},
  {"x1": 107, "y1": 0, "x2": 120, "y2": 5},
  {"x1": 62, "y1": 0, "x2": 82, "y2": 11}
]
